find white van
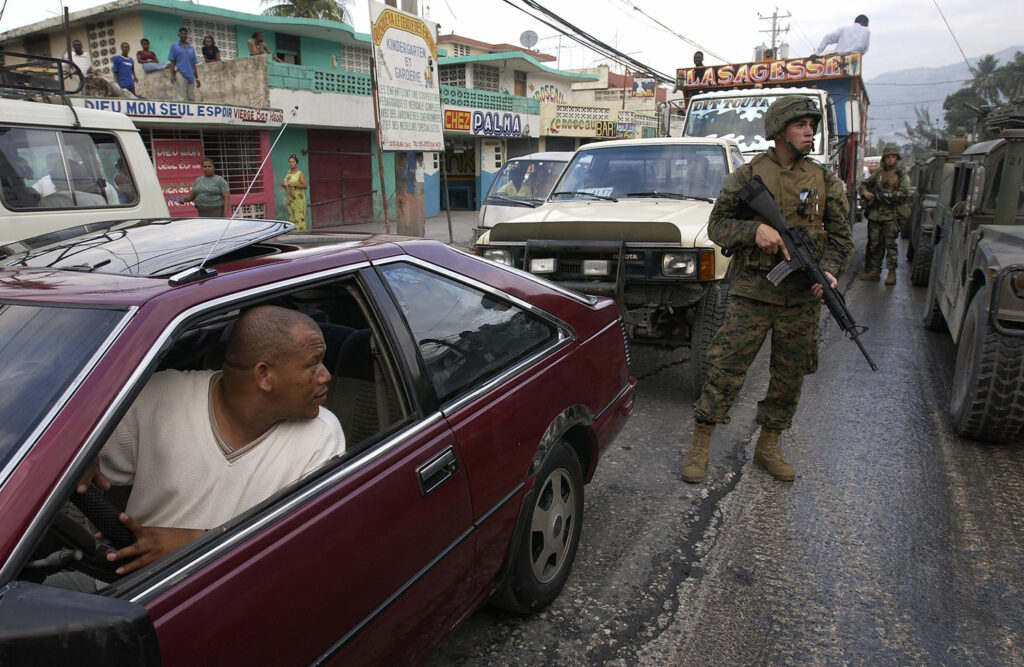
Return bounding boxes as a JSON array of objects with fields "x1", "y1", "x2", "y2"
[{"x1": 0, "y1": 96, "x2": 168, "y2": 246}]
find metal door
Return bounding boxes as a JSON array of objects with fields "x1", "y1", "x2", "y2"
[{"x1": 307, "y1": 130, "x2": 373, "y2": 227}]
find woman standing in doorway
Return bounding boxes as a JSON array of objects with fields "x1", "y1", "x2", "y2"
[
  {"x1": 282, "y1": 153, "x2": 307, "y2": 230},
  {"x1": 180, "y1": 158, "x2": 230, "y2": 217}
]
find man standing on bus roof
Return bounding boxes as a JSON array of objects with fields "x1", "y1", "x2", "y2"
[{"x1": 814, "y1": 15, "x2": 870, "y2": 56}]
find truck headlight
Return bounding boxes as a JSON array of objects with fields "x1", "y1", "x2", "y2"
[
  {"x1": 481, "y1": 248, "x2": 513, "y2": 266},
  {"x1": 662, "y1": 252, "x2": 696, "y2": 277},
  {"x1": 530, "y1": 257, "x2": 557, "y2": 274},
  {"x1": 1012, "y1": 271, "x2": 1024, "y2": 299}
]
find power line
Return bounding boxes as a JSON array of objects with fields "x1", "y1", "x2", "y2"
[
  {"x1": 611, "y1": 0, "x2": 732, "y2": 63},
  {"x1": 502, "y1": 0, "x2": 674, "y2": 82},
  {"x1": 932, "y1": 0, "x2": 976, "y2": 77}
]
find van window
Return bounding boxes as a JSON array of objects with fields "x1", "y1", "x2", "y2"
[{"x1": 0, "y1": 127, "x2": 138, "y2": 210}]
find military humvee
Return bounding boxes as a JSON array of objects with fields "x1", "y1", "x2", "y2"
[
  {"x1": 906, "y1": 151, "x2": 957, "y2": 286},
  {"x1": 922, "y1": 111, "x2": 1024, "y2": 441}
]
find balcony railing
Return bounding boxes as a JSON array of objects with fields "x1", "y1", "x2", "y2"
[
  {"x1": 440, "y1": 85, "x2": 539, "y2": 114},
  {"x1": 267, "y1": 61, "x2": 371, "y2": 96}
]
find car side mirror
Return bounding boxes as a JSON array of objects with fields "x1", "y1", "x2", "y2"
[
  {"x1": 968, "y1": 165, "x2": 985, "y2": 214},
  {"x1": 0, "y1": 581, "x2": 160, "y2": 665}
]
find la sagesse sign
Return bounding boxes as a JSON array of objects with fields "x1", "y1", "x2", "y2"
[{"x1": 676, "y1": 53, "x2": 861, "y2": 90}]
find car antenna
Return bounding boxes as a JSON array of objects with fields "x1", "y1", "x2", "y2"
[{"x1": 169, "y1": 105, "x2": 300, "y2": 286}]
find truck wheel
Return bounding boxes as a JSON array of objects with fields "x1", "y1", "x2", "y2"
[
  {"x1": 922, "y1": 260, "x2": 946, "y2": 332},
  {"x1": 909, "y1": 227, "x2": 934, "y2": 286},
  {"x1": 491, "y1": 439, "x2": 584, "y2": 613},
  {"x1": 689, "y1": 282, "x2": 729, "y2": 396},
  {"x1": 950, "y1": 290, "x2": 1024, "y2": 441}
]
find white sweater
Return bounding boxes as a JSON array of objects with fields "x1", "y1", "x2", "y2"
[{"x1": 101, "y1": 370, "x2": 345, "y2": 530}]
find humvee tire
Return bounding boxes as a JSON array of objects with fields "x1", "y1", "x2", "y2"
[
  {"x1": 909, "y1": 225, "x2": 934, "y2": 287},
  {"x1": 950, "y1": 289, "x2": 1024, "y2": 441}
]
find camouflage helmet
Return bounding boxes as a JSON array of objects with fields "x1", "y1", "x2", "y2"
[
  {"x1": 881, "y1": 144, "x2": 901, "y2": 159},
  {"x1": 764, "y1": 96, "x2": 822, "y2": 138}
]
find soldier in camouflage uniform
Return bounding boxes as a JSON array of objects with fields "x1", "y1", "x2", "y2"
[
  {"x1": 681, "y1": 96, "x2": 853, "y2": 483},
  {"x1": 858, "y1": 144, "x2": 910, "y2": 285}
]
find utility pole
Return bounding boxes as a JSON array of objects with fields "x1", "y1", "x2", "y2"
[{"x1": 757, "y1": 7, "x2": 790, "y2": 56}]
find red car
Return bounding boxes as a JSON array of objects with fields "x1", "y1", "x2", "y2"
[{"x1": 0, "y1": 218, "x2": 635, "y2": 665}]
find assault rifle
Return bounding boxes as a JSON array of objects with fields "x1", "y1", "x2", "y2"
[
  {"x1": 862, "y1": 186, "x2": 891, "y2": 214},
  {"x1": 738, "y1": 176, "x2": 878, "y2": 371}
]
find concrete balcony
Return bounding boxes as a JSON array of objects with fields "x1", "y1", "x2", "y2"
[{"x1": 440, "y1": 85, "x2": 539, "y2": 115}]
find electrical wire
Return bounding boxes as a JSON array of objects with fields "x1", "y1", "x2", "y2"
[
  {"x1": 610, "y1": 0, "x2": 732, "y2": 63},
  {"x1": 931, "y1": 0, "x2": 976, "y2": 77},
  {"x1": 502, "y1": 0, "x2": 674, "y2": 82}
]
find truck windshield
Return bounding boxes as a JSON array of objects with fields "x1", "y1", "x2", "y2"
[
  {"x1": 684, "y1": 94, "x2": 824, "y2": 156},
  {"x1": 552, "y1": 144, "x2": 729, "y2": 201},
  {"x1": 484, "y1": 157, "x2": 569, "y2": 205},
  {"x1": 0, "y1": 303, "x2": 124, "y2": 471}
]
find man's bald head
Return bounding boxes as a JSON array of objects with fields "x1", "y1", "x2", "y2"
[{"x1": 225, "y1": 305, "x2": 319, "y2": 370}]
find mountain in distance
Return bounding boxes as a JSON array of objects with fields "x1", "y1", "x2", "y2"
[{"x1": 864, "y1": 44, "x2": 1023, "y2": 143}]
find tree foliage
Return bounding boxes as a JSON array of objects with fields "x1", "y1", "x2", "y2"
[
  {"x1": 896, "y1": 107, "x2": 945, "y2": 159},
  {"x1": 261, "y1": 0, "x2": 353, "y2": 25},
  {"x1": 939, "y1": 51, "x2": 1024, "y2": 142}
]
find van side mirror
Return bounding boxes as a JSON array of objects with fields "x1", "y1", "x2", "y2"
[
  {"x1": 0, "y1": 581, "x2": 160, "y2": 665},
  {"x1": 968, "y1": 165, "x2": 985, "y2": 214}
]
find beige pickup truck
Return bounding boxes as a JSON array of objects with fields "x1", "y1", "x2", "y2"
[{"x1": 474, "y1": 137, "x2": 743, "y2": 394}]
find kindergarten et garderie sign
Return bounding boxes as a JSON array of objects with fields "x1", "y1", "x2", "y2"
[
  {"x1": 369, "y1": 0, "x2": 443, "y2": 151},
  {"x1": 676, "y1": 53, "x2": 861, "y2": 90}
]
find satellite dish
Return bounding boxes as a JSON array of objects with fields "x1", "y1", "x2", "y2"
[{"x1": 520, "y1": 30, "x2": 538, "y2": 49}]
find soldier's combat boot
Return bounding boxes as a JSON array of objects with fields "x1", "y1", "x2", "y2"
[
  {"x1": 859, "y1": 268, "x2": 880, "y2": 281},
  {"x1": 753, "y1": 427, "x2": 795, "y2": 481},
  {"x1": 885, "y1": 271, "x2": 896, "y2": 285},
  {"x1": 681, "y1": 422, "x2": 715, "y2": 483}
]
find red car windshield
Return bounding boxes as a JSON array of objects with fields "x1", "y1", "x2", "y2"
[{"x1": 0, "y1": 304, "x2": 124, "y2": 469}]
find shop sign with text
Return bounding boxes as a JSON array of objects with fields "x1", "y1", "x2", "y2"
[
  {"x1": 676, "y1": 53, "x2": 861, "y2": 90},
  {"x1": 443, "y1": 106, "x2": 536, "y2": 137},
  {"x1": 369, "y1": 0, "x2": 443, "y2": 150},
  {"x1": 153, "y1": 139, "x2": 203, "y2": 216},
  {"x1": 76, "y1": 99, "x2": 284, "y2": 126}
]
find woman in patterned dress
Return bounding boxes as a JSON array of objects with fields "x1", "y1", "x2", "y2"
[{"x1": 281, "y1": 154, "x2": 307, "y2": 230}]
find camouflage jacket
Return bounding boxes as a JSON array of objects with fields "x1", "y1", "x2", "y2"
[
  {"x1": 857, "y1": 165, "x2": 910, "y2": 222},
  {"x1": 709, "y1": 149, "x2": 853, "y2": 306}
]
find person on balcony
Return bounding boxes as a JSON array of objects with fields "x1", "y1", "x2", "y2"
[
  {"x1": 168, "y1": 27, "x2": 200, "y2": 101},
  {"x1": 137, "y1": 39, "x2": 166, "y2": 73},
  {"x1": 202, "y1": 36, "x2": 221, "y2": 63},
  {"x1": 248, "y1": 32, "x2": 284, "y2": 63}
]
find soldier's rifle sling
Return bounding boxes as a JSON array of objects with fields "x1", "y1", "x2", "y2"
[{"x1": 737, "y1": 176, "x2": 878, "y2": 371}]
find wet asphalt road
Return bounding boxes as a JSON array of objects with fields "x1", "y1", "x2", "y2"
[{"x1": 429, "y1": 229, "x2": 1024, "y2": 665}]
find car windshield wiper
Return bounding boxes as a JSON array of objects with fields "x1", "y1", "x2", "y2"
[
  {"x1": 550, "y1": 190, "x2": 618, "y2": 202},
  {"x1": 486, "y1": 194, "x2": 543, "y2": 207},
  {"x1": 626, "y1": 191, "x2": 715, "y2": 203}
]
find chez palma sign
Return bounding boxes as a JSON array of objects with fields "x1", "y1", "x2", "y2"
[
  {"x1": 442, "y1": 107, "x2": 537, "y2": 138},
  {"x1": 676, "y1": 53, "x2": 861, "y2": 90}
]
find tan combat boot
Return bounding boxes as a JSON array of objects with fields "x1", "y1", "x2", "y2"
[
  {"x1": 753, "y1": 427, "x2": 795, "y2": 481},
  {"x1": 681, "y1": 422, "x2": 715, "y2": 483},
  {"x1": 859, "y1": 268, "x2": 880, "y2": 281},
  {"x1": 885, "y1": 271, "x2": 896, "y2": 285}
]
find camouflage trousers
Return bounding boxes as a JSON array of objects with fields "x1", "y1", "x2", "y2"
[
  {"x1": 694, "y1": 295, "x2": 820, "y2": 431},
  {"x1": 865, "y1": 217, "x2": 899, "y2": 272}
]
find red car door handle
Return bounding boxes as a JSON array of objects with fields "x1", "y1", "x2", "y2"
[{"x1": 417, "y1": 446, "x2": 459, "y2": 496}]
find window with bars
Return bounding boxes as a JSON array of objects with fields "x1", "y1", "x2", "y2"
[
  {"x1": 141, "y1": 128, "x2": 264, "y2": 194},
  {"x1": 450, "y1": 43, "x2": 471, "y2": 57},
  {"x1": 182, "y1": 18, "x2": 237, "y2": 61},
  {"x1": 275, "y1": 33, "x2": 300, "y2": 65},
  {"x1": 439, "y1": 64, "x2": 465, "y2": 88},
  {"x1": 339, "y1": 44, "x2": 370, "y2": 73},
  {"x1": 472, "y1": 64, "x2": 499, "y2": 92}
]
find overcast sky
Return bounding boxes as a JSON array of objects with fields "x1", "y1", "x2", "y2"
[{"x1": 3, "y1": 0, "x2": 1022, "y2": 80}]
